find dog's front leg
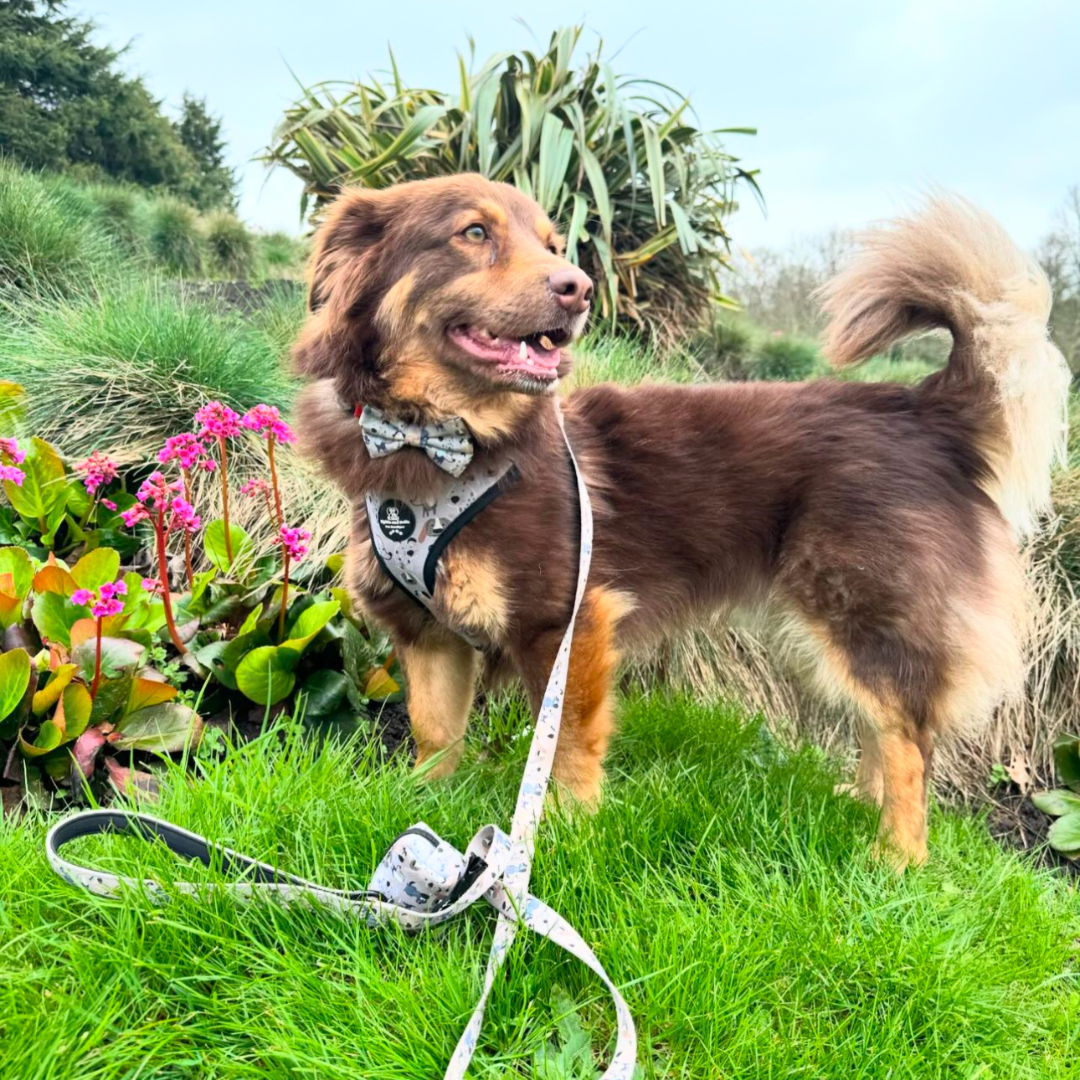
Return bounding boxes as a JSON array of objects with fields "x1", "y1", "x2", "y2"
[
  {"x1": 516, "y1": 587, "x2": 624, "y2": 808},
  {"x1": 398, "y1": 629, "x2": 480, "y2": 780}
]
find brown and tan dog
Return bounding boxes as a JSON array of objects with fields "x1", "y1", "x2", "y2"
[{"x1": 293, "y1": 174, "x2": 1070, "y2": 867}]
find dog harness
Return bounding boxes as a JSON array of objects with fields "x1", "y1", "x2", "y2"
[{"x1": 45, "y1": 405, "x2": 638, "y2": 1078}]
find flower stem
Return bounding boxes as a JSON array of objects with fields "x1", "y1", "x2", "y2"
[
  {"x1": 267, "y1": 435, "x2": 284, "y2": 529},
  {"x1": 218, "y1": 435, "x2": 234, "y2": 567},
  {"x1": 278, "y1": 551, "x2": 290, "y2": 640},
  {"x1": 155, "y1": 512, "x2": 186, "y2": 654},
  {"x1": 181, "y1": 469, "x2": 195, "y2": 589},
  {"x1": 89, "y1": 617, "x2": 103, "y2": 699}
]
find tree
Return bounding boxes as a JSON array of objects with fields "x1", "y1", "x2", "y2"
[
  {"x1": 173, "y1": 93, "x2": 237, "y2": 211},
  {"x1": 1038, "y1": 187, "x2": 1080, "y2": 374},
  {"x1": 0, "y1": 1, "x2": 234, "y2": 205}
]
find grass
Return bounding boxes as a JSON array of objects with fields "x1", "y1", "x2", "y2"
[{"x1": 2, "y1": 693, "x2": 1077, "y2": 1078}]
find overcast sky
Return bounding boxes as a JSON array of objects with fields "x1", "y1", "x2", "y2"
[{"x1": 85, "y1": 0, "x2": 1078, "y2": 253}]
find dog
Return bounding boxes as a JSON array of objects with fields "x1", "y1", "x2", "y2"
[{"x1": 293, "y1": 174, "x2": 1070, "y2": 867}]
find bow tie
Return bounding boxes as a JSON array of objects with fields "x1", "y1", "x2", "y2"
[{"x1": 359, "y1": 404, "x2": 474, "y2": 477}]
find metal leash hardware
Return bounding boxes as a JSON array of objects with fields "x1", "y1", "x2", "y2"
[{"x1": 44, "y1": 414, "x2": 636, "y2": 1078}]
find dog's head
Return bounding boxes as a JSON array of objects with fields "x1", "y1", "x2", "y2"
[{"x1": 294, "y1": 174, "x2": 592, "y2": 410}]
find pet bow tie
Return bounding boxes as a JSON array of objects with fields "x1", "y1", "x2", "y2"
[{"x1": 359, "y1": 404, "x2": 474, "y2": 477}]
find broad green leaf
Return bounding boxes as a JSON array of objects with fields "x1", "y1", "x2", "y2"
[
  {"x1": 204, "y1": 520, "x2": 254, "y2": 574},
  {"x1": 0, "y1": 647, "x2": 31, "y2": 722},
  {"x1": 364, "y1": 667, "x2": 400, "y2": 700},
  {"x1": 19, "y1": 718, "x2": 64, "y2": 758},
  {"x1": 0, "y1": 546, "x2": 33, "y2": 599},
  {"x1": 72, "y1": 636, "x2": 145, "y2": 685},
  {"x1": 126, "y1": 676, "x2": 178, "y2": 715},
  {"x1": 113, "y1": 702, "x2": 203, "y2": 754},
  {"x1": 58, "y1": 682, "x2": 92, "y2": 742},
  {"x1": 236, "y1": 606, "x2": 261, "y2": 637},
  {"x1": 31, "y1": 591, "x2": 83, "y2": 648},
  {"x1": 300, "y1": 669, "x2": 353, "y2": 720},
  {"x1": 1047, "y1": 812, "x2": 1080, "y2": 855},
  {"x1": 0, "y1": 381, "x2": 27, "y2": 433},
  {"x1": 1031, "y1": 790, "x2": 1080, "y2": 817},
  {"x1": 1054, "y1": 734, "x2": 1080, "y2": 792},
  {"x1": 235, "y1": 646, "x2": 297, "y2": 705},
  {"x1": 70, "y1": 548, "x2": 120, "y2": 591},
  {"x1": 281, "y1": 599, "x2": 340, "y2": 655},
  {"x1": 4, "y1": 437, "x2": 66, "y2": 521},
  {"x1": 33, "y1": 563, "x2": 77, "y2": 596},
  {"x1": 0, "y1": 575, "x2": 21, "y2": 630},
  {"x1": 32, "y1": 662, "x2": 76, "y2": 715}
]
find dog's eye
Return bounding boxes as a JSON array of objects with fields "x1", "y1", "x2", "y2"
[
  {"x1": 463, "y1": 224, "x2": 488, "y2": 243},
  {"x1": 547, "y1": 243, "x2": 559, "y2": 255}
]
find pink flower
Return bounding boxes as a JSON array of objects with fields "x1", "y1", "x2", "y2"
[
  {"x1": 158, "y1": 432, "x2": 210, "y2": 471},
  {"x1": 241, "y1": 404, "x2": 296, "y2": 444},
  {"x1": 101, "y1": 499, "x2": 117, "y2": 511},
  {"x1": 0, "y1": 437, "x2": 26, "y2": 464},
  {"x1": 141, "y1": 577, "x2": 165, "y2": 596},
  {"x1": 168, "y1": 497, "x2": 201, "y2": 535},
  {"x1": 99, "y1": 580, "x2": 127, "y2": 601},
  {"x1": 135, "y1": 471, "x2": 183, "y2": 511},
  {"x1": 121, "y1": 505, "x2": 150, "y2": 528},
  {"x1": 92, "y1": 597, "x2": 124, "y2": 619},
  {"x1": 194, "y1": 401, "x2": 241, "y2": 441},
  {"x1": 240, "y1": 478, "x2": 271, "y2": 498},
  {"x1": 73, "y1": 578, "x2": 128, "y2": 619},
  {"x1": 71, "y1": 589, "x2": 94, "y2": 608},
  {"x1": 75, "y1": 451, "x2": 118, "y2": 495},
  {"x1": 201, "y1": 458, "x2": 217, "y2": 472},
  {"x1": 0, "y1": 464, "x2": 25, "y2": 486},
  {"x1": 279, "y1": 525, "x2": 311, "y2": 562}
]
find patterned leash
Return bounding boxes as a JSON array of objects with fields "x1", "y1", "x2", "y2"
[{"x1": 45, "y1": 415, "x2": 637, "y2": 1078}]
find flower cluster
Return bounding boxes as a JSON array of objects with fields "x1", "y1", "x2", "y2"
[
  {"x1": 74, "y1": 451, "x2": 118, "y2": 495},
  {"x1": 158, "y1": 433, "x2": 216, "y2": 472},
  {"x1": 240, "y1": 478, "x2": 271, "y2": 499},
  {"x1": 121, "y1": 472, "x2": 200, "y2": 534},
  {"x1": 0, "y1": 437, "x2": 25, "y2": 486},
  {"x1": 195, "y1": 401, "x2": 242, "y2": 441},
  {"x1": 279, "y1": 525, "x2": 310, "y2": 562},
  {"x1": 72, "y1": 579, "x2": 127, "y2": 619},
  {"x1": 141, "y1": 577, "x2": 165, "y2": 596},
  {"x1": 241, "y1": 404, "x2": 296, "y2": 444}
]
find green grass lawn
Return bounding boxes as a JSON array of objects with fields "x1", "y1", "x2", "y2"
[{"x1": 2, "y1": 695, "x2": 1078, "y2": 1078}]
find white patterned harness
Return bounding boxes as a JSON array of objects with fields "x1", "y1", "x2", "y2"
[{"x1": 46, "y1": 409, "x2": 637, "y2": 1078}]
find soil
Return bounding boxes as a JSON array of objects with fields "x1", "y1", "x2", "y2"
[{"x1": 987, "y1": 789, "x2": 1080, "y2": 877}]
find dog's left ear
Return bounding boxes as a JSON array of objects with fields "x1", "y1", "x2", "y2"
[{"x1": 293, "y1": 188, "x2": 391, "y2": 379}]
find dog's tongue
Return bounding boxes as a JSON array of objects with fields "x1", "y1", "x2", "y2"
[{"x1": 449, "y1": 326, "x2": 561, "y2": 378}]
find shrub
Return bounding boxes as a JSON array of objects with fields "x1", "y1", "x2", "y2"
[
  {"x1": 202, "y1": 210, "x2": 257, "y2": 278},
  {"x1": 262, "y1": 25, "x2": 758, "y2": 348},
  {"x1": 257, "y1": 231, "x2": 308, "y2": 279},
  {"x1": 146, "y1": 197, "x2": 204, "y2": 276},
  {"x1": 86, "y1": 183, "x2": 147, "y2": 255},
  {"x1": 751, "y1": 334, "x2": 825, "y2": 381},
  {"x1": 692, "y1": 314, "x2": 755, "y2": 379},
  {"x1": 0, "y1": 161, "x2": 115, "y2": 295}
]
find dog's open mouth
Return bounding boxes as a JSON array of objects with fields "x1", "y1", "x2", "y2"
[{"x1": 447, "y1": 324, "x2": 570, "y2": 381}]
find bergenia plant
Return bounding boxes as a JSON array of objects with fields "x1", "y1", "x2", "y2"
[
  {"x1": 0, "y1": 437, "x2": 26, "y2": 486},
  {"x1": 122, "y1": 472, "x2": 201, "y2": 654},
  {"x1": 278, "y1": 524, "x2": 310, "y2": 636},
  {"x1": 74, "y1": 451, "x2": 119, "y2": 522},
  {"x1": 241, "y1": 404, "x2": 295, "y2": 529},
  {"x1": 194, "y1": 402, "x2": 241, "y2": 566},
  {"x1": 72, "y1": 578, "x2": 127, "y2": 698},
  {"x1": 158, "y1": 432, "x2": 215, "y2": 588}
]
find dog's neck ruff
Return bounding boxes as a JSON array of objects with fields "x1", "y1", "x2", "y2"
[{"x1": 44, "y1": 404, "x2": 637, "y2": 1078}]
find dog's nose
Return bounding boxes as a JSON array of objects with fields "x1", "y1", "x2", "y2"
[{"x1": 548, "y1": 267, "x2": 593, "y2": 313}]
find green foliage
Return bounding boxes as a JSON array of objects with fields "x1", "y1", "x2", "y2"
[
  {"x1": 0, "y1": 159, "x2": 116, "y2": 294},
  {"x1": 263, "y1": 24, "x2": 758, "y2": 346},
  {"x1": 257, "y1": 231, "x2": 308, "y2": 279},
  {"x1": 0, "y1": 2, "x2": 232, "y2": 202},
  {"x1": 751, "y1": 334, "x2": 826, "y2": 381},
  {"x1": 146, "y1": 196, "x2": 204, "y2": 276},
  {"x1": 173, "y1": 93, "x2": 238, "y2": 212},
  {"x1": 202, "y1": 210, "x2": 256, "y2": 279},
  {"x1": 0, "y1": 280, "x2": 297, "y2": 460}
]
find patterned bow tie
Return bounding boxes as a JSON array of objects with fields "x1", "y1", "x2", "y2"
[{"x1": 359, "y1": 404, "x2": 474, "y2": 477}]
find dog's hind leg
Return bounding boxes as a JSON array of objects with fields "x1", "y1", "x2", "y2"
[{"x1": 399, "y1": 629, "x2": 480, "y2": 780}]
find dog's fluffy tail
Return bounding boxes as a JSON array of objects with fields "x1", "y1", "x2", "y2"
[{"x1": 818, "y1": 194, "x2": 1071, "y2": 537}]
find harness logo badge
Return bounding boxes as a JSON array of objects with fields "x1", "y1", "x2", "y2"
[{"x1": 377, "y1": 500, "x2": 416, "y2": 541}]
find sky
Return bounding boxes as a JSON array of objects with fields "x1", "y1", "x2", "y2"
[{"x1": 85, "y1": 0, "x2": 1079, "y2": 253}]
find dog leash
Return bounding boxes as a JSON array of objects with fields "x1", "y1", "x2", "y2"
[{"x1": 45, "y1": 413, "x2": 637, "y2": 1078}]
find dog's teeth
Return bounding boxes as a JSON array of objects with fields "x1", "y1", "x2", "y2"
[
  {"x1": 519, "y1": 339, "x2": 528, "y2": 360},
  {"x1": 538, "y1": 334, "x2": 554, "y2": 351}
]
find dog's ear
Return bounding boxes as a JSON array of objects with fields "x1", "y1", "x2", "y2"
[{"x1": 293, "y1": 188, "x2": 390, "y2": 378}]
